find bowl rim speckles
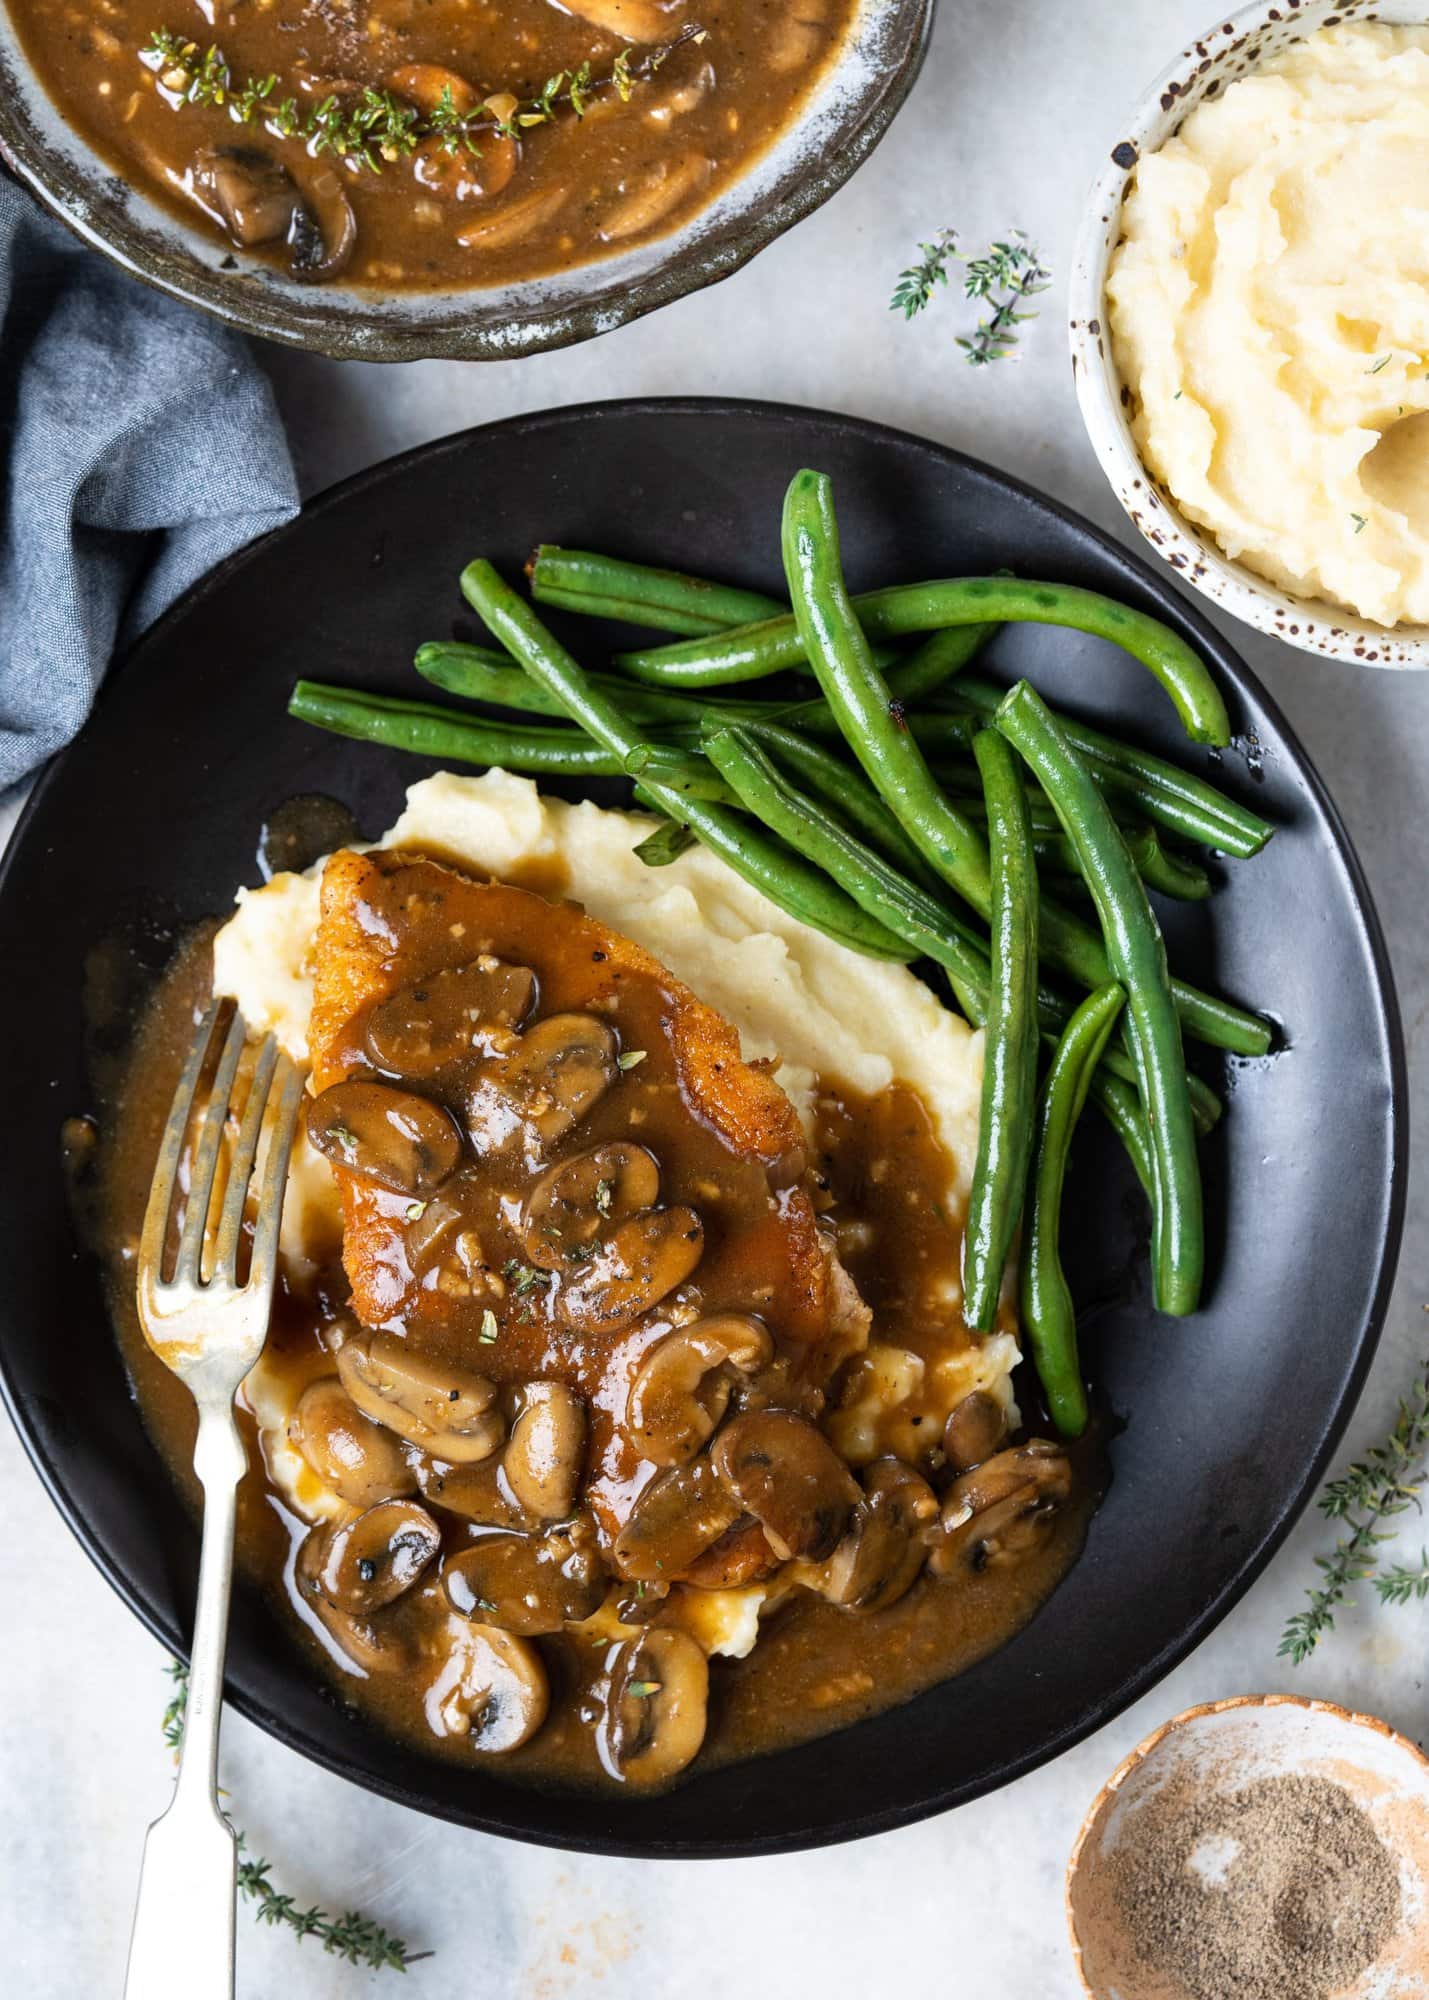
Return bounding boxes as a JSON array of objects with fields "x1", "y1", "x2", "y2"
[
  {"x1": 0, "y1": 0, "x2": 932, "y2": 362},
  {"x1": 1068, "y1": 0, "x2": 1429, "y2": 669},
  {"x1": 1065, "y1": 1692, "x2": 1429, "y2": 2000}
]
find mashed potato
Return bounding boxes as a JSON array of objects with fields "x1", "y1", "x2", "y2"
[
  {"x1": 1108, "y1": 23, "x2": 1429, "y2": 625},
  {"x1": 213, "y1": 770, "x2": 1017, "y2": 1652}
]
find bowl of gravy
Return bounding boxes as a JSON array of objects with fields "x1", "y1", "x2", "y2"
[{"x1": 0, "y1": 0, "x2": 931, "y2": 359}]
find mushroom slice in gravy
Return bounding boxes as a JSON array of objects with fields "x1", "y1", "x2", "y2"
[
  {"x1": 288, "y1": 1376, "x2": 418, "y2": 1508},
  {"x1": 467, "y1": 1012, "x2": 618, "y2": 1155},
  {"x1": 932, "y1": 1441, "x2": 1073, "y2": 1577},
  {"x1": 337, "y1": 1331, "x2": 505, "y2": 1464},
  {"x1": 365, "y1": 956, "x2": 536, "y2": 1075},
  {"x1": 306, "y1": 1079, "x2": 462, "y2": 1195},
  {"x1": 296, "y1": 1500, "x2": 442, "y2": 1615},
  {"x1": 555, "y1": 1205, "x2": 705, "y2": 1333},
  {"x1": 815, "y1": 1458, "x2": 938, "y2": 1613},
  {"x1": 622, "y1": 1313, "x2": 773, "y2": 1466},
  {"x1": 502, "y1": 1381, "x2": 588, "y2": 1520},
  {"x1": 443, "y1": 1520, "x2": 606, "y2": 1634},
  {"x1": 598, "y1": 1628, "x2": 710, "y2": 1787},
  {"x1": 521, "y1": 1141, "x2": 661, "y2": 1270},
  {"x1": 426, "y1": 1622, "x2": 549, "y2": 1752},
  {"x1": 711, "y1": 1409, "x2": 860, "y2": 1563}
]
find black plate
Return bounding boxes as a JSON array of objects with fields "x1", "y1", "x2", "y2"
[{"x1": 0, "y1": 400, "x2": 1404, "y2": 1857}]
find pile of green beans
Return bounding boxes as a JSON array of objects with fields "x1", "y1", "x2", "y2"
[{"x1": 287, "y1": 469, "x2": 1280, "y2": 1433}]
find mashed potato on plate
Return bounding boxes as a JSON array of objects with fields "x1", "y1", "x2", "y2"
[
  {"x1": 212, "y1": 770, "x2": 1017, "y2": 1655},
  {"x1": 1108, "y1": 23, "x2": 1429, "y2": 626}
]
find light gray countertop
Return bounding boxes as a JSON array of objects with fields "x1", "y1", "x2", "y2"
[{"x1": 4, "y1": 1, "x2": 1428, "y2": 1992}]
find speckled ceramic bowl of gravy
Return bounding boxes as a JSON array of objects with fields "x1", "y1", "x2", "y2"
[
  {"x1": 1069, "y1": 0, "x2": 1429, "y2": 667},
  {"x1": 0, "y1": 0, "x2": 931, "y2": 361},
  {"x1": 1067, "y1": 1694, "x2": 1429, "y2": 2000}
]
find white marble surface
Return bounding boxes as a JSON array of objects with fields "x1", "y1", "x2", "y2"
[{"x1": 5, "y1": 0, "x2": 1429, "y2": 1992}]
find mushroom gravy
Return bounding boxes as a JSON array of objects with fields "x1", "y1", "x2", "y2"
[
  {"x1": 9, "y1": 0, "x2": 858, "y2": 291},
  {"x1": 86, "y1": 860, "x2": 1095, "y2": 1795}
]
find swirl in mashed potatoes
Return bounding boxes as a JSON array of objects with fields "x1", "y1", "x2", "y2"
[{"x1": 1108, "y1": 23, "x2": 1429, "y2": 626}]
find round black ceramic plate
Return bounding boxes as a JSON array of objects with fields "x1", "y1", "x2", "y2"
[{"x1": 0, "y1": 400, "x2": 1404, "y2": 1857}]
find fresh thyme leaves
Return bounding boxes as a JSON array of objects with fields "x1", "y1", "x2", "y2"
[
  {"x1": 1279, "y1": 1358, "x2": 1429, "y2": 1665},
  {"x1": 890, "y1": 227, "x2": 959, "y2": 319},
  {"x1": 479, "y1": 1307, "x2": 500, "y2": 1343},
  {"x1": 140, "y1": 25, "x2": 704, "y2": 174},
  {"x1": 1352, "y1": 513, "x2": 1368, "y2": 534},
  {"x1": 890, "y1": 226, "x2": 1049, "y2": 366},
  {"x1": 618, "y1": 1049, "x2": 648, "y2": 1071},
  {"x1": 405, "y1": 1200, "x2": 427, "y2": 1222},
  {"x1": 1375, "y1": 1552, "x2": 1429, "y2": 1606},
  {"x1": 1369, "y1": 353, "x2": 1393, "y2": 374},
  {"x1": 502, "y1": 1257, "x2": 549, "y2": 1295},
  {"x1": 626, "y1": 1680, "x2": 663, "y2": 1698},
  {"x1": 161, "y1": 1657, "x2": 189, "y2": 1751},
  {"x1": 160, "y1": 1660, "x2": 426, "y2": 1969}
]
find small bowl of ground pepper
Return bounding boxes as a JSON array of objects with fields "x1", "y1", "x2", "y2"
[{"x1": 1066, "y1": 1694, "x2": 1429, "y2": 2000}]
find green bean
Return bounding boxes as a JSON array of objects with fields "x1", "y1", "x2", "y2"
[
  {"x1": 289, "y1": 682, "x2": 634, "y2": 777},
  {"x1": 942, "y1": 677, "x2": 1272, "y2": 859},
  {"x1": 528, "y1": 546, "x2": 784, "y2": 637},
  {"x1": 414, "y1": 641, "x2": 775, "y2": 731},
  {"x1": 961, "y1": 732, "x2": 1041, "y2": 1333},
  {"x1": 996, "y1": 680, "x2": 1203, "y2": 1317},
  {"x1": 778, "y1": 471, "x2": 1269, "y2": 1057},
  {"x1": 1022, "y1": 984, "x2": 1126, "y2": 1436},
  {"x1": 458, "y1": 561, "x2": 913, "y2": 963},
  {"x1": 288, "y1": 681, "x2": 736, "y2": 802},
  {"x1": 1090, "y1": 1072, "x2": 1156, "y2": 1202},
  {"x1": 741, "y1": 722, "x2": 943, "y2": 890},
  {"x1": 703, "y1": 725, "x2": 1004, "y2": 1022},
  {"x1": 621, "y1": 577, "x2": 1232, "y2": 746}
]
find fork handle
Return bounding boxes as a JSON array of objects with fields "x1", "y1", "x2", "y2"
[{"x1": 124, "y1": 1407, "x2": 247, "y2": 2000}]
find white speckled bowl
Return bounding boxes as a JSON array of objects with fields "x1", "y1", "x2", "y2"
[
  {"x1": 1069, "y1": 0, "x2": 1429, "y2": 668},
  {"x1": 0, "y1": 0, "x2": 930, "y2": 361},
  {"x1": 1066, "y1": 1694, "x2": 1429, "y2": 2000}
]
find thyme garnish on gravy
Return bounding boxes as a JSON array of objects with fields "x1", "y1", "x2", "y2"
[{"x1": 139, "y1": 24, "x2": 706, "y2": 174}]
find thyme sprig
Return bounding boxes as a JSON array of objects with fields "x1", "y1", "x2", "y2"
[
  {"x1": 161, "y1": 1659, "x2": 427, "y2": 1971},
  {"x1": 1279, "y1": 1359, "x2": 1429, "y2": 1665},
  {"x1": 890, "y1": 226, "x2": 1049, "y2": 366},
  {"x1": 140, "y1": 25, "x2": 703, "y2": 173}
]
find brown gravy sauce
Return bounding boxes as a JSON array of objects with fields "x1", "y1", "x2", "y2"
[
  {"x1": 84, "y1": 904, "x2": 1098, "y2": 1795},
  {"x1": 11, "y1": 0, "x2": 859, "y2": 293}
]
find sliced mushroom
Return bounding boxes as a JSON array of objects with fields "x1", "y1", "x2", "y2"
[
  {"x1": 556, "y1": 1207, "x2": 704, "y2": 1334},
  {"x1": 288, "y1": 1376, "x2": 417, "y2": 1507},
  {"x1": 306, "y1": 1080, "x2": 462, "y2": 1195},
  {"x1": 467, "y1": 1013, "x2": 618, "y2": 1156},
  {"x1": 503, "y1": 1382, "x2": 587, "y2": 1520},
  {"x1": 557, "y1": 0, "x2": 685, "y2": 44},
  {"x1": 679, "y1": 1516, "x2": 779, "y2": 1590},
  {"x1": 444, "y1": 1520, "x2": 606, "y2": 1634},
  {"x1": 598, "y1": 1630, "x2": 709, "y2": 1788},
  {"x1": 818, "y1": 1458, "x2": 939, "y2": 1613},
  {"x1": 522, "y1": 1142, "x2": 661, "y2": 1271},
  {"x1": 415, "y1": 1452, "x2": 525, "y2": 1527},
  {"x1": 612, "y1": 1459, "x2": 742, "y2": 1581},
  {"x1": 412, "y1": 130, "x2": 519, "y2": 203},
  {"x1": 304, "y1": 1592, "x2": 414, "y2": 1676},
  {"x1": 711, "y1": 1410, "x2": 860, "y2": 1563},
  {"x1": 623, "y1": 1314, "x2": 773, "y2": 1467},
  {"x1": 190, "y1": 145, "x2": 300, "y2": 247},
  {"x1": 425, "y1": 1622, "x2": 549, "y2": 1752},
  {"x1": 943, "y1": 1390, "x2": 1009, "y2": 1475},
  {"x1": 285, "y1": 168, "x2": 357, "y2": 283},
  {"x1": 295, "y1": 1500, "x2": 441, "y2": 1616},
  {"x1": 931, "y1": 1440, "x2": 1073, "y2": 1577},
  {"x1": 599, "y1": 152, "x2": 713, "y2": 243},
  {"x1": 337, "y1": 1332, "x2": 504, "y2": 1464},
  {"x1": 386, "y1": 62, "x2": 477, "y2": 113},
  {"x1": 364, "y1": 958, "x2": 536, "y2": 1076},
  {"x1": 457, "y1": 183, "x2": 567, "y2": 252}
]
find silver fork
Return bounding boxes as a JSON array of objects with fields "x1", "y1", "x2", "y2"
[{"x1": 124, "y1": 1000, "x2": 307, "y2": 2000}]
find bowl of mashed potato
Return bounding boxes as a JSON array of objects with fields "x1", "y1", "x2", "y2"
[{"x1": 1071, "y1": 0, "x2": 1429, "y2": 666}]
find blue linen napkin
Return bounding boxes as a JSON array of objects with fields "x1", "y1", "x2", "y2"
[{"x1": 0, "y1": 176, "x2": 299, "y2": 791}]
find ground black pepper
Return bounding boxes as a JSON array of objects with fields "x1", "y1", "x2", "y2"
[{"x1": 1111, "y1": 1771, "x2": 1401, "y2": 2000}]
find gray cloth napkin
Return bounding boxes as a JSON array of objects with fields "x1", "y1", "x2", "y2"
[{"x1": 0, "y1": 176, "x2": 299, "y2": 790}]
